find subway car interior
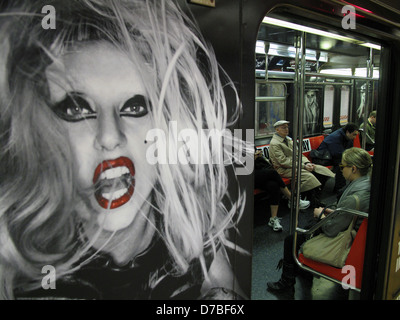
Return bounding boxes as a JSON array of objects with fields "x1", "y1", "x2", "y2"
[{"x1": 249, "y1": 3, "x2": 399, "y2": 300}]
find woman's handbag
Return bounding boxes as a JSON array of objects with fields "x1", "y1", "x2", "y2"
[{"x1": 301, "y1": 195, "x2": 360, "y2": 268}]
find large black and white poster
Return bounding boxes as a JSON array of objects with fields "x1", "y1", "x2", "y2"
[
  {"x1": 303, "y1": 87, "x2": 322, "y2": 136},
  {"x1": 0, "y1": 0, "x2": 252, "y2": 300}
]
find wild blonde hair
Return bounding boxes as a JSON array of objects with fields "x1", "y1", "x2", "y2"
[{"x1": 0, "y1": 0, "x2": 247, "y2": 298}]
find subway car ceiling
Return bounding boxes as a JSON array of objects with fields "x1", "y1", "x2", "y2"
[
  {"x1": 254, "y1": 13, "x2": 381, "y2": 142},
  {"x1": 256, "y1": 15, "x2": 381, "y2": 78}
]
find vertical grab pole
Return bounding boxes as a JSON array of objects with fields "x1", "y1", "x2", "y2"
[
  {"x1": 264, "y1": 42, "x2": 270, "y2": 81},
  {"x1": 297, "y1": 33, "x2": 306, "y2": 214},
  {"x1": 291, "y1": 31, "x2": 306, "y2": 264},
  {"x1": 290, "y1": 33, "x2": 300, "y2": 235},
  {"x1": 362, "y1": 48, "x2": 373, "y2": 149}
]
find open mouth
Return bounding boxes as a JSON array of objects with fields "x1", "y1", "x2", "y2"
[{"x1": 93, "y1": 157, "x2": 135, "y2": 209}]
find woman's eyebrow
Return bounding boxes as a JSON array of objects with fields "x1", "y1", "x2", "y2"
[
  {"x1": 65, "y1": 91, "x2": 85, "y2": 98},
  {"x1": 121, "y1": 94, "x2": 152, "y2": 108},
  {"x1": 51, "y1": 91, "x2": 88, "y2": 110},
  {"x1": 51, "y1": 90, "x2": 85, "y2": 103},
  {"x1": 123, "y1": 94, "x2": 147, "y2": 101}
]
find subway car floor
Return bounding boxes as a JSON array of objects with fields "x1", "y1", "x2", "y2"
[{"x1": 251, "y1": 177, "x2": 359, "y2": 300}]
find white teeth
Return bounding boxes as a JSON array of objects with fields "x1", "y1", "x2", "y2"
[
  {"x1": 99, "y1": 166, "x2": 130, "y2": 181},
  {"x1": 102, "y1": 187, "x2": 128, "y2": 200}
]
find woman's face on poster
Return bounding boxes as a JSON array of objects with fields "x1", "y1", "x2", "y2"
[
  {"x1": 46, "y1": 41, "x2": 156, "y2": 232},
  {"x1": 305, "y1": 90, "x2": 317, "y2": 109}
]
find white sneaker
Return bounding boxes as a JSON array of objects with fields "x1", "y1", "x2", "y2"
[
  {"x1": 299, "y1": 199, "x2": 310, "y2": 210},
  {"x1": 287, "y1": 199, "x2": 310, "y2": 210},
  {"x1": 268, "y1": 217, "x2": 283, "y2": 232}
]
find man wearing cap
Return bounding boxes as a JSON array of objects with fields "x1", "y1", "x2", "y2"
[{"x1": 269, "y1": 120, "x2": 335, "y2": 209}]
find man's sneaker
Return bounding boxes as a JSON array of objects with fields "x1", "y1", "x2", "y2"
[
  {"x1": 268, "y1": 217, "x2": 283, "y2": 232},
  {"x1": 288, "y1": 199, "x2": 310, "y2": 210}
]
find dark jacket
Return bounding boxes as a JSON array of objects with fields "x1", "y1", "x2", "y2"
[
  {"x1": 15, "y1": 234, "x2": 216, "y2": 300},
  {"x1": 317, "y1": 128, "x2": 353, "y2": 162},
  {"x1": 255, "y1": 156, "x2": 273, "y2": 171},
  {"x1": 322, "y1": 175, "x2": 370, "y2": 237}
]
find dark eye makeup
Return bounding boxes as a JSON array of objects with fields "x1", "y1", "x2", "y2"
[
  {"x1": 52, "y1": 93, "x2": 150, "y2": 122},
  {"x1": 120, "y1": 95, "x2": 149, "y2": 118},
  {"x1": 52, "y1": 93, "x2": 96, "y2": 122}
]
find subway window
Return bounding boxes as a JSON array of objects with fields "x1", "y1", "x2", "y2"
[
  {"x1": 255, "y1": 82, "x2": 286, "y2": 137},
  {"x1": 340, "y1": 85, "x2": 350, "y2": 125},
  {"x1": 323, "y1": 85, "x2": 334, "y2": 129}
]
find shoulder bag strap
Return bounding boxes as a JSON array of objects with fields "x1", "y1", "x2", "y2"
[{"x1": 348, "y1": 194, "x2": 360, "y2": 230}]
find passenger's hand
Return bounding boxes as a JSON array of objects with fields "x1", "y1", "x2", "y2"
[
  {"x1": 313, "y1": 207, "x2": 324, "y2": 218},
  {"x1": 304, "y1": 163, "x2": 314, "y2": 172}
]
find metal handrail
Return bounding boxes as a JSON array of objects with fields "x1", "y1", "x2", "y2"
[
  {"x1": 304, "y1": 72, "x2": 378, "y2": 81},
  {"x1": 255, "y1": 96, "x2": 286, "y2": 102},
  {"x1": 296, "y1": 207, "x2": 368, "y2": 235},
  {"x1": 289, "y1": 32, "x2": 305, "y2": 235},
  {"x1": 265, "y1": 70, "x2": 380, "y2": 81}
]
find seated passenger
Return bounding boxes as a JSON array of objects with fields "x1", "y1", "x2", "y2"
[
  {"x1": 316, "y1": 123, "x2": 359, "y2": 193},
  {"x1": 267, "y1": 147, "x2": 372, "y2": 293},
  {"x1": 255, "y1": 149, "x2": 310, "y2": 232},
  {"x1": 359, "y1": 111, "x2": 376, "y2": 151},
  {"x1": 268, "y1": 120, "x2": 335, "y2": 210}
]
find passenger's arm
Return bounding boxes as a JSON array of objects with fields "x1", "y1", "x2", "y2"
[{"x1": 321, "y1": 195, "x2": 357, "y2": 237}]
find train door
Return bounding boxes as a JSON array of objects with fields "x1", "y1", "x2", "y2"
[{"x1": 251, "y1": 3, "x2": 400, "y2": 300}]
